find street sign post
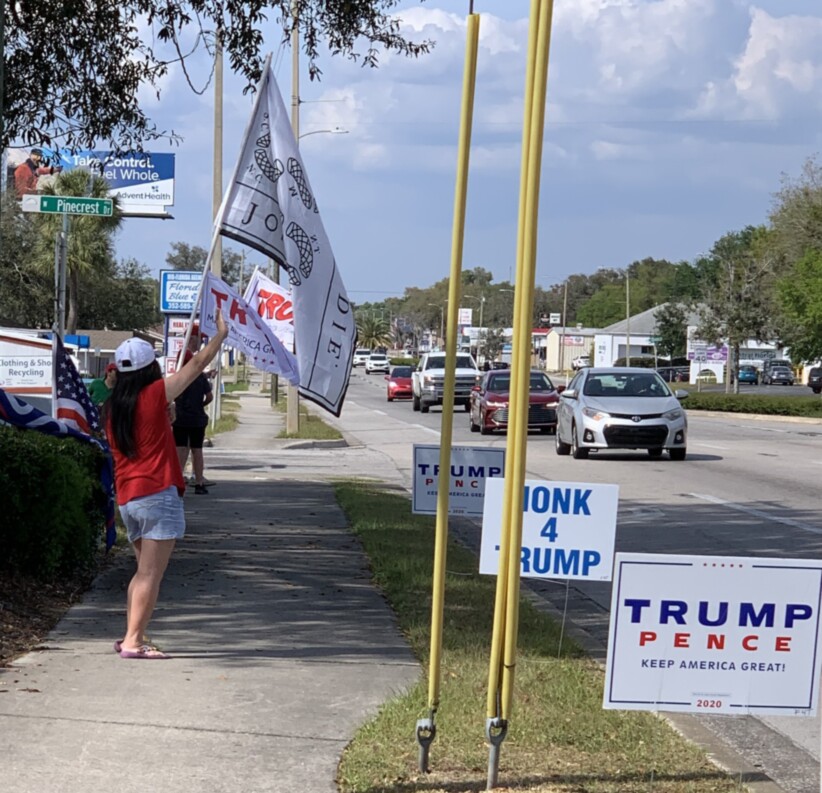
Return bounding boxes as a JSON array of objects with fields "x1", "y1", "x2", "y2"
[{"x1": 21, "y1": 194, "x2": 114, "y2": 217}]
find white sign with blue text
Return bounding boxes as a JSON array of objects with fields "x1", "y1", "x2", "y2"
[
  {"x1": 160, "y1": 270, "x2": 201, "y2": 314},
  {"x1": 479, "y1": 478, "x2": 618, "y2": 581},
  {"x1": 604, "y1": 553, "x2": 822, "y2": 716},
  {"x1": 412, "y1": 445, "x2": 505, "y2": 517}
]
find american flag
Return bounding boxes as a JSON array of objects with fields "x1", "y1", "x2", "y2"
[
  {"x1": 0, "y1": 386, "x2": 116, "y2": 550},
  {"x1": 55, "y1": 335, "x2": 100, "y2": 434}
]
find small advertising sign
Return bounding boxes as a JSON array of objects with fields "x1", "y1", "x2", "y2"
[
  {"x1": 604, "y1": 553, "x2": 822, "y2": 715},
  {"x1": 480, "y1": 478, "x2": 618, "y2": 581},
  {"x1": 549, "y1": 313, "x2": 561, "y2": 325},
  {"x1": 160, "y1": 270, "x2": 201, "y2": 314},
  {"x1": 412, "y1": 445, "x2": 505, "y2": 517},
  {"x1": 0, "y1": 333, "x2": 53, "y2": 393},
  {"x1": 458, "y1": 308, "x2": 473, "y2": 326}
]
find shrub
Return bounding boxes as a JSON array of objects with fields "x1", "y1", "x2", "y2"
[
  {"x1": 0, "y1": 427, "x2": 106, "y2": 578},
  {"x1": 683, "y1": 392, "x2": 822, "y2": 417}
]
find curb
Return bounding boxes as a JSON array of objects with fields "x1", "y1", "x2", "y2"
[
  {"x1": 280, "y1": 438, "x2": 348, "y2": 450},
  {"x1": 691, "y1": 410, "x2": 822, "y2": 425}
]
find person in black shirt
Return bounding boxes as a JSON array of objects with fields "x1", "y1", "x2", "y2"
[{"x1": 173, "y1": 352, "x2": 213, "y2": 494}]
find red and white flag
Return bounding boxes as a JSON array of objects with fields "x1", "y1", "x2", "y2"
[
  {"x1": 243, "y1": 269, "x2": 295, "y2": 352},
  {"x1": 199, "y1": 272, "x2": 299, "y2": 385},
  {"x1": 216, "y1": 63, "x2": 356, "y2": 416}
]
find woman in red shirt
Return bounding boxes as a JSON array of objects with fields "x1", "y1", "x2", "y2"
[{"x1": 106, "y1": 313, "x2": 227, "y2": 659}]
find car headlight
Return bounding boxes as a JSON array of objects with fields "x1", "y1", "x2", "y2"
[
  {"x1": 582, "y1": 406, "x2": 609, "y2": 420},
  {"x1": 388, "y1": 380, "x2": 397, "y2": 386},
  {"x1": 663, "y1": 408, "x2": 683, "y2": 420},
  {"x1": 486, "y1": 400, "x2": 507, "y2": 408},
  {"x1": 423, "y1": 375, "x2": 434, "y2": 384}
]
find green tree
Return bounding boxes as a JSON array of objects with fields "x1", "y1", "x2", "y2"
[
  {"x1": 78, "y1": 258, "x2": 161, "y2": 330},
  {"x1": 165, "y1": 241, "x2": 257, "y2": 289},
  {"x1": 576, "y1": 284, "x2": 626, "y2": 327},
  {"x1": 696, "y1": 226, "x2": 779, "y2": 393},
  {"x1": 481, "y1": 328, "x2": 506, "y2": 362},
  {"x1": 4, "y1": 1, "x2": 431, "y2": 151},
  {"x1": 356, "y1": 314, "x2": 392, "y2": 350},
  {"x1": 0, "y1": 193, "x2": 52, "y2": 327},
  {"x1": 770, "y1": 156, "x2": 822, "y2": 265},
  {"x1": 32, "y1": 169, "x2": 122, "y2": 334},
  {"x1": 776, "y1": 250, "x2": 822, "y2": 364},
  {"x1": 652, "y1": 303, "x2": 688, "y2": 360}
]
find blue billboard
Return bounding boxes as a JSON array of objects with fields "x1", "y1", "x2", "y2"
[{"x1": 5, "y1": 147, "x2": 175, "y2": 217}]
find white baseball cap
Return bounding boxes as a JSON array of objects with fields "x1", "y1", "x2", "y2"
[{"x1": 115, "y1": 338, "x2": 156, "y2": 372}]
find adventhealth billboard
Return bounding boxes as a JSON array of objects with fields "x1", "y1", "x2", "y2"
[{"x1": 5, "y1": 148, "x2": 175, "y2": 217}]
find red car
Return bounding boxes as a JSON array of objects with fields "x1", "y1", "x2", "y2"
[
  {"x1": 385, "y1": 365, "x2": 413, "y2": 401},
  {"x1": 469, "y1": 370, "x2": 559, "y2": 435}
]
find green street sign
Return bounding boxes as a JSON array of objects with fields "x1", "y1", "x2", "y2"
[{"x1": 21, "y1": 194, "x2": 113, "y2": 217}]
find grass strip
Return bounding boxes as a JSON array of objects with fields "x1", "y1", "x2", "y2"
[
  {"x1": 274, "y1": 397, "x2": 343, "y2": 440},
  {"x1": 334, "y1": 481, "x2": 740, "y2": 793}
]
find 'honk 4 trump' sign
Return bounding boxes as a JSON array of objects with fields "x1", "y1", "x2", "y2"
[
  {"x1": 604, "y1": 553, "x2": 822, "y2": 716},
  {"x1": 479, "y1": 478, "x2": 619, "y2": 581}
]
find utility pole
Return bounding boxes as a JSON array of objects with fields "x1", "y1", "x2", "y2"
[
  {"x1": 210, "y1": 33, "x2": 224, "y2": 430},
  {"x1": 559, "y1": 280, "x2": 568, "y2": 376},
  {"x1": 625, "y1": 272, "x2": 631, "y2": 367},
  {"x1": 286, "y1": 0, "x2": 301, "y2": 434}
]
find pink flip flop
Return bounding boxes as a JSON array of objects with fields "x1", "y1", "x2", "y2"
[
  {"x1": 114, "y1": 640, "x2": 123, "y2": 654},
  {"x1": 119, "y1": 644, "x2": 170, "y2": 660}
]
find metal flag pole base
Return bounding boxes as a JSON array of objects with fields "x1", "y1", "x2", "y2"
[
  {"x1": 415, "y1": 717, "x2": 437, "y2": 773},
  {"x1": 485, "y1": 717, "x2": 508, "y2": 790}
]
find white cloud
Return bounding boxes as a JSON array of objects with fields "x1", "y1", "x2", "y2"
[{"x1": 113, "y1": 2, "x2": 822, "y2": 301}]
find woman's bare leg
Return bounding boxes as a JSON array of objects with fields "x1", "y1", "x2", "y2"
[{"x1": 121, "y1": 538, "x2": 176, "y2": 651}]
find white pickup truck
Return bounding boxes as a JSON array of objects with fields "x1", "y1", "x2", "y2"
[{"x1": 412, "y1": 351, "x2": 480, "y2": 413}]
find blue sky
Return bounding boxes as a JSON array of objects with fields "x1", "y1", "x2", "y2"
[{"x1": 114, "y1": 0, "x2": 822, "y2": 303}]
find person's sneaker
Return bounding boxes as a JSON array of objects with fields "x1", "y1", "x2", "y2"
[
  {"x1": 194, "y1": 484, "x2": 209, "y2": 495},
  {"x1": 201, "y1": 477, "x2": 216, "y2": 487}
]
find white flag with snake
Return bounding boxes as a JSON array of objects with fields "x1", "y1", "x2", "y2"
[{"x1": 217, "y1": 64, "x2": 355, "y2": 416}]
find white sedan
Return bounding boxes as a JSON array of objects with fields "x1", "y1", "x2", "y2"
[{"x1": 555, "y1": 367, "x2": 688, "y2": 460}]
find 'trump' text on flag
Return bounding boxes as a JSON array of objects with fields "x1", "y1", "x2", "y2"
[
  {"x1": 199, "y1": 272, "x2": 300, "y2": 385},
  {"x1": 243, "y1": 269, "x2": 295, "y2": 352},
  {"x1": 216, "y1": 64, "x2": 355, "y2": 416}
]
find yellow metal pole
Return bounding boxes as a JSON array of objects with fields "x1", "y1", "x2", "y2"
[
  {"x1": 485, "y1": 0, "x2": 541, "y2": 725},
  {"x1": 486, "y1": 0, "x2": 555, "y2": 787},
  {"x1": 416, "y1": 12, "x2": 480, "y2": 774},
  {"x1": 501, "y1": 0, "x2": 555, "y2": 721}
]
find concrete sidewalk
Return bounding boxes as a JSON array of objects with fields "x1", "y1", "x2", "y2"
[{"x1": 0, "y1": 393, "x2": 418, "y2": 793}]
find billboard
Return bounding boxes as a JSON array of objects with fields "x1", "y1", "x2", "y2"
[{"x1": 5, "y1": 147, "x2": 175, "y2": 217}]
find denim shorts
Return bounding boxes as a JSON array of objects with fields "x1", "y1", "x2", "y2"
[{"x1": 119, "y1": 485, "x2": 186, "y2": 543}]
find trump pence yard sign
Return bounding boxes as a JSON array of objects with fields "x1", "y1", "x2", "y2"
[
  {"x1": 604, "y1": 553, "x2": 822, "y2": 716},
  {"x1": 480, "y1": 478, "x2": 619, "y2": 581},
  {"x1": 412, "y1": 445, "x2": 505, "y2": 517}
]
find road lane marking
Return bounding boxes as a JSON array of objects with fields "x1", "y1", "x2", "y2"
[
  {"x1": 691, "y1": 442, "x2": 728, "y2": 450},
  {"x1": 413, "y1": 424, "x2": 440, "y2": 436},
  {"x1": 373, "y1": 410, "x2": 387, "y2": 416},
  {"x1": 689, "y1": 493, "x2": 822, "y2": 535}
]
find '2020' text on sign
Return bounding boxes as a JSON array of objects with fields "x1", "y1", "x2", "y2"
[
  {"x1": 604, "y1": 553, "x2": 822, "y2": 716},
  {"x1": 479, "y1": 478, "x2": 619, "y2": 581}
]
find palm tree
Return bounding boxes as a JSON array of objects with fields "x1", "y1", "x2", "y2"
[
  {"x1": 33, "y1": 169, "x2": 122, "y2": 333},
  {"x1": 356, "y1": 313, "x2": 393, "y2": 350}
]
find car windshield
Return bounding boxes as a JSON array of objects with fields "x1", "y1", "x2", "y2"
[
  {"x1": 583, "y1": 372, "x2": 670, "y2": 397},
  {"x1": 530, "y1": 373, "x2": 554, "y2": 391},
  {"x1": 370, "y1": 355, "x2": 386, "y2": 361},
  {"x1": 355, "y1": 349, "x2": 370, "y2": 356},
  {"x1": 391, "y1": 367, "x2": 412, "y2": 377}
]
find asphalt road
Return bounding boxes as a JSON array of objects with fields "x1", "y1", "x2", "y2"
[{"x1": 327, "y1": 368, "x2": 822, "y2": 793}]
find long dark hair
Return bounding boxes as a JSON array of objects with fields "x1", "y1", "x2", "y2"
[{"x1": 102, "y1": 361, "x2": 162, "y2": 458}]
